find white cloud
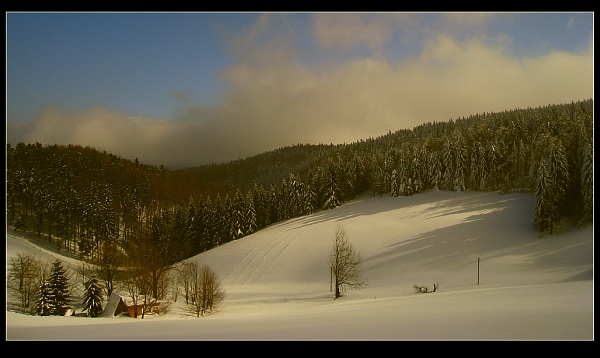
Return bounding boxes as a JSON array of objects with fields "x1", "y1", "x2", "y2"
[{"x1": 7, "y1": 15, "x2": 593, "y2": 168}]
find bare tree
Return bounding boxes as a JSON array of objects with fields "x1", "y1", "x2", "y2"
[
  {"x1": 7, "y1": 253, "x2": 41, "y2": 313},
  {"x1": 177, "y1": 261, "x2": 195, "y2": 304},
  {"x1": 138, "y1": 272, "x2": 156, "y2": 319},
  {"x1": 329, "y1": 225, "x2": 367, "y2": 299},
  {"x1": 185, "y1": 262, "x2": 225, "y2": 317},
  {"x1": 198, "y1": 264, "x2": 225, "y2": 316},
  {"x1": 97, "y1": 241, "x2": 121, "y2": 300},
  {"x1": 123, "y1": 258, "x2": 141, "y2": 318}
]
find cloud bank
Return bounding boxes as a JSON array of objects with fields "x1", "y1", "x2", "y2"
[{"x1": 7, "y1": 14, "x2": 593, "y2": 168}]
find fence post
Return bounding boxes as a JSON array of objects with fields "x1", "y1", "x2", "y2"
[{"x1": 477, "y1": 257, "x2": 480, "y2": 285}]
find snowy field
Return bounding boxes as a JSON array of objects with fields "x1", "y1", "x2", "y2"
[{"x1": 6, "y1": 190, "x2": 594, "y2": 340}]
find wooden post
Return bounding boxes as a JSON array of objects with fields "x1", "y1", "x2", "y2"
[
  {"x1": 330, "y1": 267, "x2": 332, "y2": 292},
  {"x1": 477, "y1": 257, "x2": 480, "y2": 285}
]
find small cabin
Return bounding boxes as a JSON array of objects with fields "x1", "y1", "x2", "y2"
[
  {"x1": 102, "y1": 292, "x2": 160, "y2": 318},
  {"x1": 127, "y1": 304, "x2": 144, "y2": 317}
]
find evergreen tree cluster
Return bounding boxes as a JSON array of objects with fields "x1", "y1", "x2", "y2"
[
  {"x1": 35, "y1": 259, "x2": 71, "y2": 316},
  {"x1": 6, "y1": 99, "x2": 594, "y2": 269}
]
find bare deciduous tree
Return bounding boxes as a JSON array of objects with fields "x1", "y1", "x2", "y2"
[
  {"x1": 7, "y1": 253, "x2": 41, "y2": 313},
  {"x1": 329, "y1": 225, "x2": 367, "y2": 299},
  {"x1": 177, "y1": 261, "x2": 195, "y2": 304},
  {"x1": 185, "y1": 262, "x2": 225, "y2": 317},
  {"x1": 97, "y1": 242, "x2": 121, "y2": 300}
]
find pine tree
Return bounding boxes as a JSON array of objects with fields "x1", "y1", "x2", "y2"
[
  {"x1": 82, "y1": 276, "x2": 104, "y2": 317},
  {"x1": 477, "y1": 145, "x2": 487, "y2": 190},
  {"x1": 534, "y1": 139, "x2": 569, "y2": 235},
  {"x1": 252, "y1": 183, "x2": 270, "y2": 229},
  {"x1": 245, "y1": 190, "x2": 257, "y2": 235},
  {"x1": 35, "y1": 280, "x2": 52, "y2": 316},
  {"x1": 509, "y1": 139, "x2": 528, "y2": 190},
  {"x1": 48, "y1": 259, "x2": 71, "y2": 315},
  {"x1": 288, "y1": 174, "x2": 304, "y2": 217},
  {"x1": 442, "y1": 139, "x2": 454, "y2": 190},
  {"x1": 428, "y1": 151, "x2": 442, "y2": 191},
  {"x1": 390, "y1": 169, "x2": 398, "y2": 197},
  {"x1": 304, "y1": 171, "x2": 318, "y2": 215},
  {"x1": 576, "y1": 119, "x2": 593, "y2": 227},
  {"x1": 546, "y1": 140, "x2": 570, "y2": 231},
  {"x1": 469, "y1": 142, "x2": 480, "y2": 190},
  {"x1": 534, "y1": 158, "x2": 552, "y2": 233},
  {"x1": 322, "y1": 163, "x2": 340, "y2": 209},
  {"x1": 230, "y1": 190, "x2": 247, "y2": 240},
  {"x1": 453, "y1": 132, "x2": 467, "y2": 192},
  {"x1": 397, "y1": 160, "x2": 409, "y2": 195},
  {"x1": 579, "y1": 141, "x2": 593, "y2": 226},
  {"x1": 487, "y1": 143, "x2": 500, "y2": 190}
]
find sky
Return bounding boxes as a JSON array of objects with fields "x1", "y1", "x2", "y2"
[
  {"x1": 6, "y1": 12, "x2": 594, "y2": 168},
  {"x1": 6, "y1": 190, "x2": 594, "y2": 340}
]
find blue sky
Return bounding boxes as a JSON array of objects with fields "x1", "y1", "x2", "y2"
[{"x1": 6, "y1": 12, "x2": 594, "y2": 168}]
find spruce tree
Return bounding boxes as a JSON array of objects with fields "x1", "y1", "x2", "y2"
[
  {"x1": 231, "y1": 189, "x2": 247, "y2": 240},
  {"x1": 469, "y1": 142, "x2": 480, "y2": 190},
  {"x1": 390, "y1": 169, "x2": 398, "y2": 197},
  {"x1": 535, "y1": 158, "x2": 550, "y2": 233},
  {"x1": 442, "y1": 139, "x2": 454, "y2": 190},
  {"x1": 245, "y1": 190, "x2": 257, "y2": 235},
  {"x1": 477, "y1": 145, "x2": 488, "y2": 190},
  {"x1": 82, "y1": 276, "x2": 104, "y2": 317},
  {"x1": 547, "y1": 140, "x2": 570, "y2": 231},
  {"x1": 509, "y1": 139, "x2": 528, "y2": 190},
  {"x1": 48, "y1": 259, "x2": 71, "y2": 315},
  {"x1": 304, "y1": 172, "x2": 317, "y2": 215},
  {"x1": 453, "y1": 132, "x2": 467, "y2": 192},
  {"x1": 487, "y1": 144, "x2": 500, "y2": 190},
  {"x1": 429, "y1": 151, "x2": 442, "y2": 191},
  {"x1": 534, "y1": 142, "x2": 569, "y2": 235},
  {"x1": 322, "y1": 163, "x2": 340, "y2": 209},
  {"x1": 35, "y1": 280, "x2": 52, "y2": 316},
  {"x1": 579, "y1": 141, "x2": 593, "y2": 226},
  {"x1": 577, "y1": 120, "x2": 593, "y2": 227}
]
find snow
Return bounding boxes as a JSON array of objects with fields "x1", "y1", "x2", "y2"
[{"x1": 6, "y1": 190, "x2": 594, "y2": 340}]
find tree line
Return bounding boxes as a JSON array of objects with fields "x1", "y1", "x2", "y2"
[
  {"x1": 6, "y1": 99, "x2": 594, "y2": 296},
  {"x1": 7, "y1": 252, "x2": 225, "y2": 317}
]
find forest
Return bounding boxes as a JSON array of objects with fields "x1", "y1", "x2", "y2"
[{"x1": 5, "y1": 98, "x2": 594, "y2": 302}]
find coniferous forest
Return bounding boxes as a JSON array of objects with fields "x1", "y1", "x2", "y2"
[{"x1": 6, "y1": 99, "x2": 593, "y2": 300}]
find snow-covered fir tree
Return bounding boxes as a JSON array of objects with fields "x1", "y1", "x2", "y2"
[
  {"x1": 82, "y1": 276, "x2": 104, "y2": 317},
  {"x1": 534, "y1": 158, "x2": 552, "y2": 233},
  {"x1": 303, "y1": 172, "x2": 318, "y2": 215},
  {"x1": 428, "y1": 151, "x2": 442, "y2": 191},
  {"x1": 35, "y1": 280, "x2": 52, "y2": 316},
  {"x1": 546, "y1": 140, "x2": 570, "y2": 233},
  {"x1": 245, "y1": 190, "x2": 257, "y2": 235},
  {"x1": 322, "y1": 163, "x2": 340, "y2": 209},
  {"x1": 48, "y1": 259, "x2": 71, "y2": 315},
  {"x1": 453, "y1": 132, "x2": 467, "y2": 192},
  {"x1": 231, "y1": 189, "x2": 247, "y2": 240},
  {"x1": 579, "y1": 141, "x2": 593, "y2": 226},
  {"x1": 390, "y1": 169, "x2": 398, "y2": 197}
]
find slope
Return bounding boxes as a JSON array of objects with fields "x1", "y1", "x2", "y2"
[
  {"x1": 6, "y1": 190, "x2": 594, "y2": 340},
  {"x1": 186, "y1": 190, "x2": 592, "y2": 302}
]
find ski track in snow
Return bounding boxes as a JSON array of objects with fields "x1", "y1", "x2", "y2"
[{"x1": 225, "y1": 223, "x2": 308, "y2": 286}]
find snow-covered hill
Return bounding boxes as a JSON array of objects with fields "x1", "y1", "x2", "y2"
[{"x1": 6, "y1": 190, "x2": 594, "y2": 340}]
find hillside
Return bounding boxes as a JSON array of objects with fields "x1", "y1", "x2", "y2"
[
  {"x1": 185, "y1": 190, "x2": 592, "y2": 290},
  {"x1": 7, "y1": 99, "x2": 593, "y2": 266},
  {"x1": 7, "y1": 190, "x2": 594, "y2": 340}
]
